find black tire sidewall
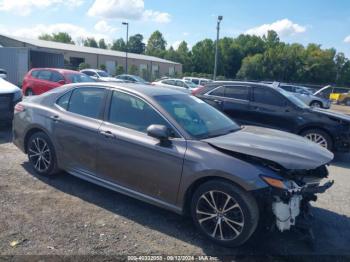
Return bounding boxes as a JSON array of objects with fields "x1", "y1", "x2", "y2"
[
  {"x1": 310, "y1": 101, "x2": 322, "y2": 108},
  {"x1": 301, "y1": 129, "x2": 333, "y2": 151},
  {"x1": 27, "y1": 132, "x2": 57, "y2": 176},
  {"x1": 191, "y1": 180, "x2": 259, "y2": 247}
]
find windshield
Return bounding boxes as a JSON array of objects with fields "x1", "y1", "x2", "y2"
[
  {"x1": 154, "y1": 94, "x2": 240, "y2": 139},
  {"x1": 185, "y1": 81, "x2": 199, "y2": 89},
  {"x1": 277, "y1": 88, "x2": 309, "y2": 109},
  {"x1": 97, "y1": 71, "x2": 110, "y2": 77},
  {"x1": 66, "y1": 73, "x2": 95, "y2": 83},
  {"x1": 132, "y1": 75, "x2": 147, "y2": 83}
]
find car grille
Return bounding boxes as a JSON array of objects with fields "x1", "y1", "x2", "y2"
[{"x1": 0, "y1": 93, "x2": 14, "y2": 111}]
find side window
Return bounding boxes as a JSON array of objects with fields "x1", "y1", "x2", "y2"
[
  {"x1": 68, "y1": 87, "x2": 105, "y2": 118},
  {"x1": 253, "y1": 87, "x2": 285, "y2": 107},
  {"x1": 163, "y1": 80, "x2": 175, "y2": 86},
  {"x1": 109, "y1": 91, "x2": 173, "y2": 134},
  {"x1": 176, "y1": 80, "x2": 186, "y2": 88},
  {"x1": 37, "y1": 70, "x2": 52, "y2": 81},
  {"x1": 192, "y1": 79, "x2": 199, "y2": 85},
  {"x1": 209, "y1": 86, "x2": 225, "y2": 97},
  {"x1": 224, "y1": 86, "x2": 250, "y2": 100},
  {"x1": 281, "y1": 85, "x2": 295, "y2": 92},
  {"x1": 31, "y1": 70, "x2": 39, "y2": 78},
  {"x1": 56, "y1": 91, "x2": 72, "y2": 110},
  {"x1": 51, "y1": 71, "x2": 65, "y2": 82}
]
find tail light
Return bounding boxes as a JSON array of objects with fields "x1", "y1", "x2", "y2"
[
  {"x1": 192, "y1": 86, "x2": 204, "y2": 96},
  {"x1": 14, "y1": 103, "x2": 25, "y2": 113}
]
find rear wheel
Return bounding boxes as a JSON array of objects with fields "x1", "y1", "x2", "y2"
[
  {"x1": 191, "y1": 180, "x2": 259, "y2": 247},
  {"x1": 27, "y1": 132, "x2": 58, "y2": 176},
  {"x1": 310, "y1": 101, "x2": 322, "y2": 108},
  {"x1": 301, "y1": 129, "x2": 333, "y2": 151},
  {"x1": 25, "y1": 88, "x2": 34, "y2": 96}
]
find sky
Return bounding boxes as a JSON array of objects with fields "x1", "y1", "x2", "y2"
[{"x1": 0, "y1": 0, "x2": 350, "y2": 56}]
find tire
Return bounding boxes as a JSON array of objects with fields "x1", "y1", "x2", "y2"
[
  {"x1": 191, "y1": 180, "x2": 259, "y2": 247},
  {"x1": 301, "y1": 128, "x2": 333, "y2": 151},
  {"x1": 27, "y1": 132, "x2": 59, "y2": 176},
  {"x1": 25, "y1": 88, "x2": 34, "y2": 96},
  {"x1": 310, "y1": 101, "x2": 322, "y2": 108}
]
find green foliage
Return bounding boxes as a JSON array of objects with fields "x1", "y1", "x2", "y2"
[
  {"x1": 128, "y1": 34, "x2": 145, "y2": 54},
  {"x1": 84, "y1": 38, "x2": 98, "y2": 48},
  {"x1": 115, "y1": 65, "x2": 124, "y2": 76},
  {"x1": 145, "y1": 30, "x2": 167, "y2": 57},
  {"x1": 78, "y1": 63, "x2": 90, "y2": 71},
  {"x1": 128, "y1": 64, "x2": 138, "y2": 75},
  {"x1": 39, "y1": 32, "x2": 74, "y2": 44},
  {"x1": 99, "y1": 39, "x2": 107, "y2": 49},
  {"x1": 99, "y1": 64, "x2": 106, "y2": 71},
  {"x1": 111, "y1": 38, "x2": 126, "y2": 51}
]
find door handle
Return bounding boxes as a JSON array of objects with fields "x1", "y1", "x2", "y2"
[
  {"x1": 50, "y1": 115, "x2": 60, "y2": 122},
  {"x1": 213, "y1": 99, "x2": 223, "y2": 104},
  {"x1": 99, "y1": 130, "x2": 116, "y2": 139}
]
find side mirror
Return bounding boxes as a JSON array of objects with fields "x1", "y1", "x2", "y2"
[
  {"x1": 58, "y1": 80, "x2": 66, "y2": 85},
  {"x1": 147, "y1": 125, "x2": 170, "y2": 142}
]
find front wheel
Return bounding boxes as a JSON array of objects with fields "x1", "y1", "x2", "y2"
[
  {"x1": 27, "y1": 132, "x2": 58, "y2": 176},
  {"x1": 191, "y1": 180, "x2": 259, "y2": 247},
  {"x1": 310, "y1": 101, "x2": 322, "y2": 108},
  {"x1": 301, "y1": 129, "x2": 333, "y2": 151}
]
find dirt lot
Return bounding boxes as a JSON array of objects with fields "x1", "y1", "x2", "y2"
[{"x1": 0, "y1": 114, "x2": 350, "y2": 260}]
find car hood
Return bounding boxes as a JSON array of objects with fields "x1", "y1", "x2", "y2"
[
  {"x1": 204, "y1": 126, "x2": 334, "y2": 170},
  {"x1": 100, "y1": 77, "x2": 121, "y2": 82},
  {"x1": 310, "y1": 108, "x2": 350, "y2": 121},
  {"x1": 0, "y1": 78, "x2": 21, "y2": 94}
]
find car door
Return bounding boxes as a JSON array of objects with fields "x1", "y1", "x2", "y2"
[
  {"x1": 250, "y1": 86, "x2": 296, "y2": 131},
  {"x1": 220, "y1": 85, "x2": 253, "y2": 125},
  {"x1": 96, "y1": 90, "x2": 186, "y2": 204},
  {"x1": 52, "y1": 86, "x2": 107, "y2": 174},
  {"x1": 199, "y1": 85, "x2": 226, "y2": 110},
  {"x1": 35, "y1": 70, "x2": 54, "y2": 94}
]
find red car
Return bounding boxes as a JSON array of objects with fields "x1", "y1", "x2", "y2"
[{"x1": 22, "y1": 68, "x2": 94, "y2": 96}]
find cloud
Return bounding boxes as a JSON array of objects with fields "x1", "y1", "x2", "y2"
[
  {"x1": 245, "y1": 19, "x2": 306, "y2": 37},
  {"x1": 344, "y1": 35, "x2": 350, "y2": 43},
  {"x1": 94, "y1": 20, "x2": 118, "y2": 34},
  {"x1": 88, "y1": 0, "x2": 171, "y2": 23},
  {"x1": 0, "y1": 23, "x2": 113, "y2": 44},
  {"x1": 0, "y1": 0, "x2": 83, "y2": 16}
]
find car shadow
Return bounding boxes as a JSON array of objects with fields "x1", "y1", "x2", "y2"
[
  {"x1": 0, "y1": 124, "x2": 12, "y2": 144},
  {"x1": 22, "y1": 162, "x2": 350, "y2": 258},
  {"x1": 332, "y1": 153, "x2": 350, "y2": 169}
]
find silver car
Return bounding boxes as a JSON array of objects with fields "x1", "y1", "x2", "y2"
[
  {"x1": 279, "y1": 84, "x2": 331, "y2": 108},
  {"x1": 13, "y1": 83, "x2": 334, "y2": 247}
]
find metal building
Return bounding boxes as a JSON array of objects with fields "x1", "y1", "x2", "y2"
[{"x1": 0, "y1": 34, "x2": 182, "y2": 85}]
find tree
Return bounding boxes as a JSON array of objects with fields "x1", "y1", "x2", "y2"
[
  {"x1": 128, "y1": 64, "x2": 138, "y2": 75},
  {"x1": 99, "y1": 64, "x2": 106, "y2": 71},
  {"x1": 164, "y1": 46, "x2": 179, "y2": 62},
  {"x1": 83, "y1": 38, "x2": 98, "y2": 48},
  {"x1": 145, "y1": 30, "x2": 167, "y2": 57},
  {"x1": 111, "y1": 38, "x2": 126, "y2": 51},
  {"x1": 191, "y1": 39, "x2": 215, "y2": 74},
  {"x1": 39, "y1": 32, "x2": 74, "y2": 44},
  {"x1": 115, "y1": 65, "x2": 124, "y2": 76},
  {"x1": 78, "y1": 63, "x2": 90, "y2": 70},
  {"x1": 99, "y1": 39, "x2": 107, "y2": 49},
  {"x1": 236, "y1": 54, "x2": 264, "y2": 80},
  {"x1": 176, "y1": 41, "x2": 192, "y2": 73},
  {"x1": 128, "y1": 34, "x2": 145, "y2": 54}
]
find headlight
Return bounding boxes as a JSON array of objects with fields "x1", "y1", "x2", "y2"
[{"x1": 13, "y1": 90, "x2": 22, "y2": 102}]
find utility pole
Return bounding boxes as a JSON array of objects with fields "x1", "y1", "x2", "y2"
[
  {"x1": 213, "y1": 15, "x2": 223, "y2": 81},
  {"x1": 122, "y1": 22, "x2": 129, "y2": 74}
]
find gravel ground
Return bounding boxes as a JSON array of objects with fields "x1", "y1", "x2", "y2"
[{"x1": 0, "y1": 122, "x2": 350, "y2": 261}]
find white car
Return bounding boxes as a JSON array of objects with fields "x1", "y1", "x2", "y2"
[
  {"x1": 183, "y1": 77, "x2": 212, "y2": 86},
  {"x1": 80, "y1": 69, "x2": 122, "y2": 82},
  {"x1": 152, "y1": 79, "x2": 199, "y2": 93},
  {"x1": 0, "y1": 69, "x2": 7, "y2": 80},
  {"x1": 0, "y1": 78, "x2": 22, "y2": 124}
]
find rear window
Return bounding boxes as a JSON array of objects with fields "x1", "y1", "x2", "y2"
[
  {"x1": 225, "y1": 86, "x2": 250, "y2": 100},
  {"x1": 31, "y1": 70, "x2": 40, "y2": 78},
  {"x1": 51, "y1": 71, "x2": 65, "y2": 82},
  {"x1": 37, "y1": 70, "x2": 52, "y2": 81},
  {"x1": 192, "y1": 79, "x2": 199, "y2": 85}
]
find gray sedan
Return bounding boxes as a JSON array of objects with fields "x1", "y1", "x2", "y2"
[{"x1": 13, "y1": 83, "x2": 334, "y2": 247}]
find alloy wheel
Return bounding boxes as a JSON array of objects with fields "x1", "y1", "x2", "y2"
[
  {"x1": 305, "y1": 133, "x2": 328, "y2": 148},
  {"x1": 196, "y1": 190, "x2": 244, "y2": 241},
  {"x1": 310, "y1": 102, "x2": 321, "y2": 108},
  {"x1": 28, "y1": 137, "x2": 51, "y2": 172}
]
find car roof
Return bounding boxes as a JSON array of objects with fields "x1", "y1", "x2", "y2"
[
  {"x1": 71, "y1": 82, "x2": 186, "y2": 97},
  {"x1": 197, "y1": 81, "x2": 273, "y2": 95},
  {"x1": 31, "y1": 68, "x2": 81, "y2": 74}
]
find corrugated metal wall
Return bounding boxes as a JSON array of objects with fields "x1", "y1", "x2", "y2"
[
  {"x1": 30, "y1": 50, "x2": 64, "y2": 69},
  {"x1": 0, "y1": 47, "x2": 28, "y2": 86}
]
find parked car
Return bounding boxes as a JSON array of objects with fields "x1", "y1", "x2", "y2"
[
  {"x1": 13, "y1": 82, "x2": 333, "y2": 247},
  {"x1": 337, "y1": 92, "x2": 350, "y2": 106},
  {"x1": 22, "y1": 68, "x2": 95, "y2": 96},
  {"x1": 152, "y1": 78, "x2": 199, "y2": 93},
  {"x1": 314, "y1": 85, "x2": 350, "y2": 101},
  {"x1": 183, "y1": 77, "x2": 212, "y2": 86},
  {"x1": 0, "y1": 68, "x2": 8, "y2": 80},
  {"x1": 195, "y1": 81, "x2": 350, "y2": 152},
  {"x1": 0, "y1": 78, "x2": 22, "y2": 124},
  {"x1": 116, "y1": 74, "x2": 149, "y2": 84},
  {"x1": 279, "y1": 84, "x2": 331, "y2": 108},
  {"x1": 80, "y1": 69, "x2": 121, "y2": 82}
]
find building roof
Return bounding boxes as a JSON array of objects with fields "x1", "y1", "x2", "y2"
[{"x1": 0, "y1": 34, "x2": 180, "y2": 65}]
